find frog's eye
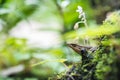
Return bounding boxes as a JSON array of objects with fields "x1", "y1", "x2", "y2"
[{"x1": 80, "y1": 48, "x2": 87, "y2": 54}]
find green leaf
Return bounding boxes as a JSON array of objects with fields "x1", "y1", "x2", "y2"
[{"x1": 31, "y1": 59, "x2": 67, "y2": 67}]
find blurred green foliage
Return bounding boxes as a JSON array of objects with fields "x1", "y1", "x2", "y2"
[
  {"x1": 0, "y1": 0, "x2": 120, "y2": 80},
  {"x1": 0, "y1": 0, "x2": 39, "y2": 33},
  {"x1": 0, "y1": 37, "x2": 28, "y2": 67}
]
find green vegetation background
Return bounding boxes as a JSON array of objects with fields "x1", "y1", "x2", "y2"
[{"x1": 0, "y1": 0, "x2": 120, "y2": 80}]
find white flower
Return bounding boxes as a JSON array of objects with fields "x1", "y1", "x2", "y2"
[
  {"x1": 76, "y1": 6, "x2": 83, "y2": 14},
  {"x1": 81, "y1": 12, "x2": 86, "y2": 21},
  {"x1": 74, "y1": 6, "x2": 88, "y2": 30},
  {"x1": 74, "y1": 22, "x2": 79, "y2": 30}
]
